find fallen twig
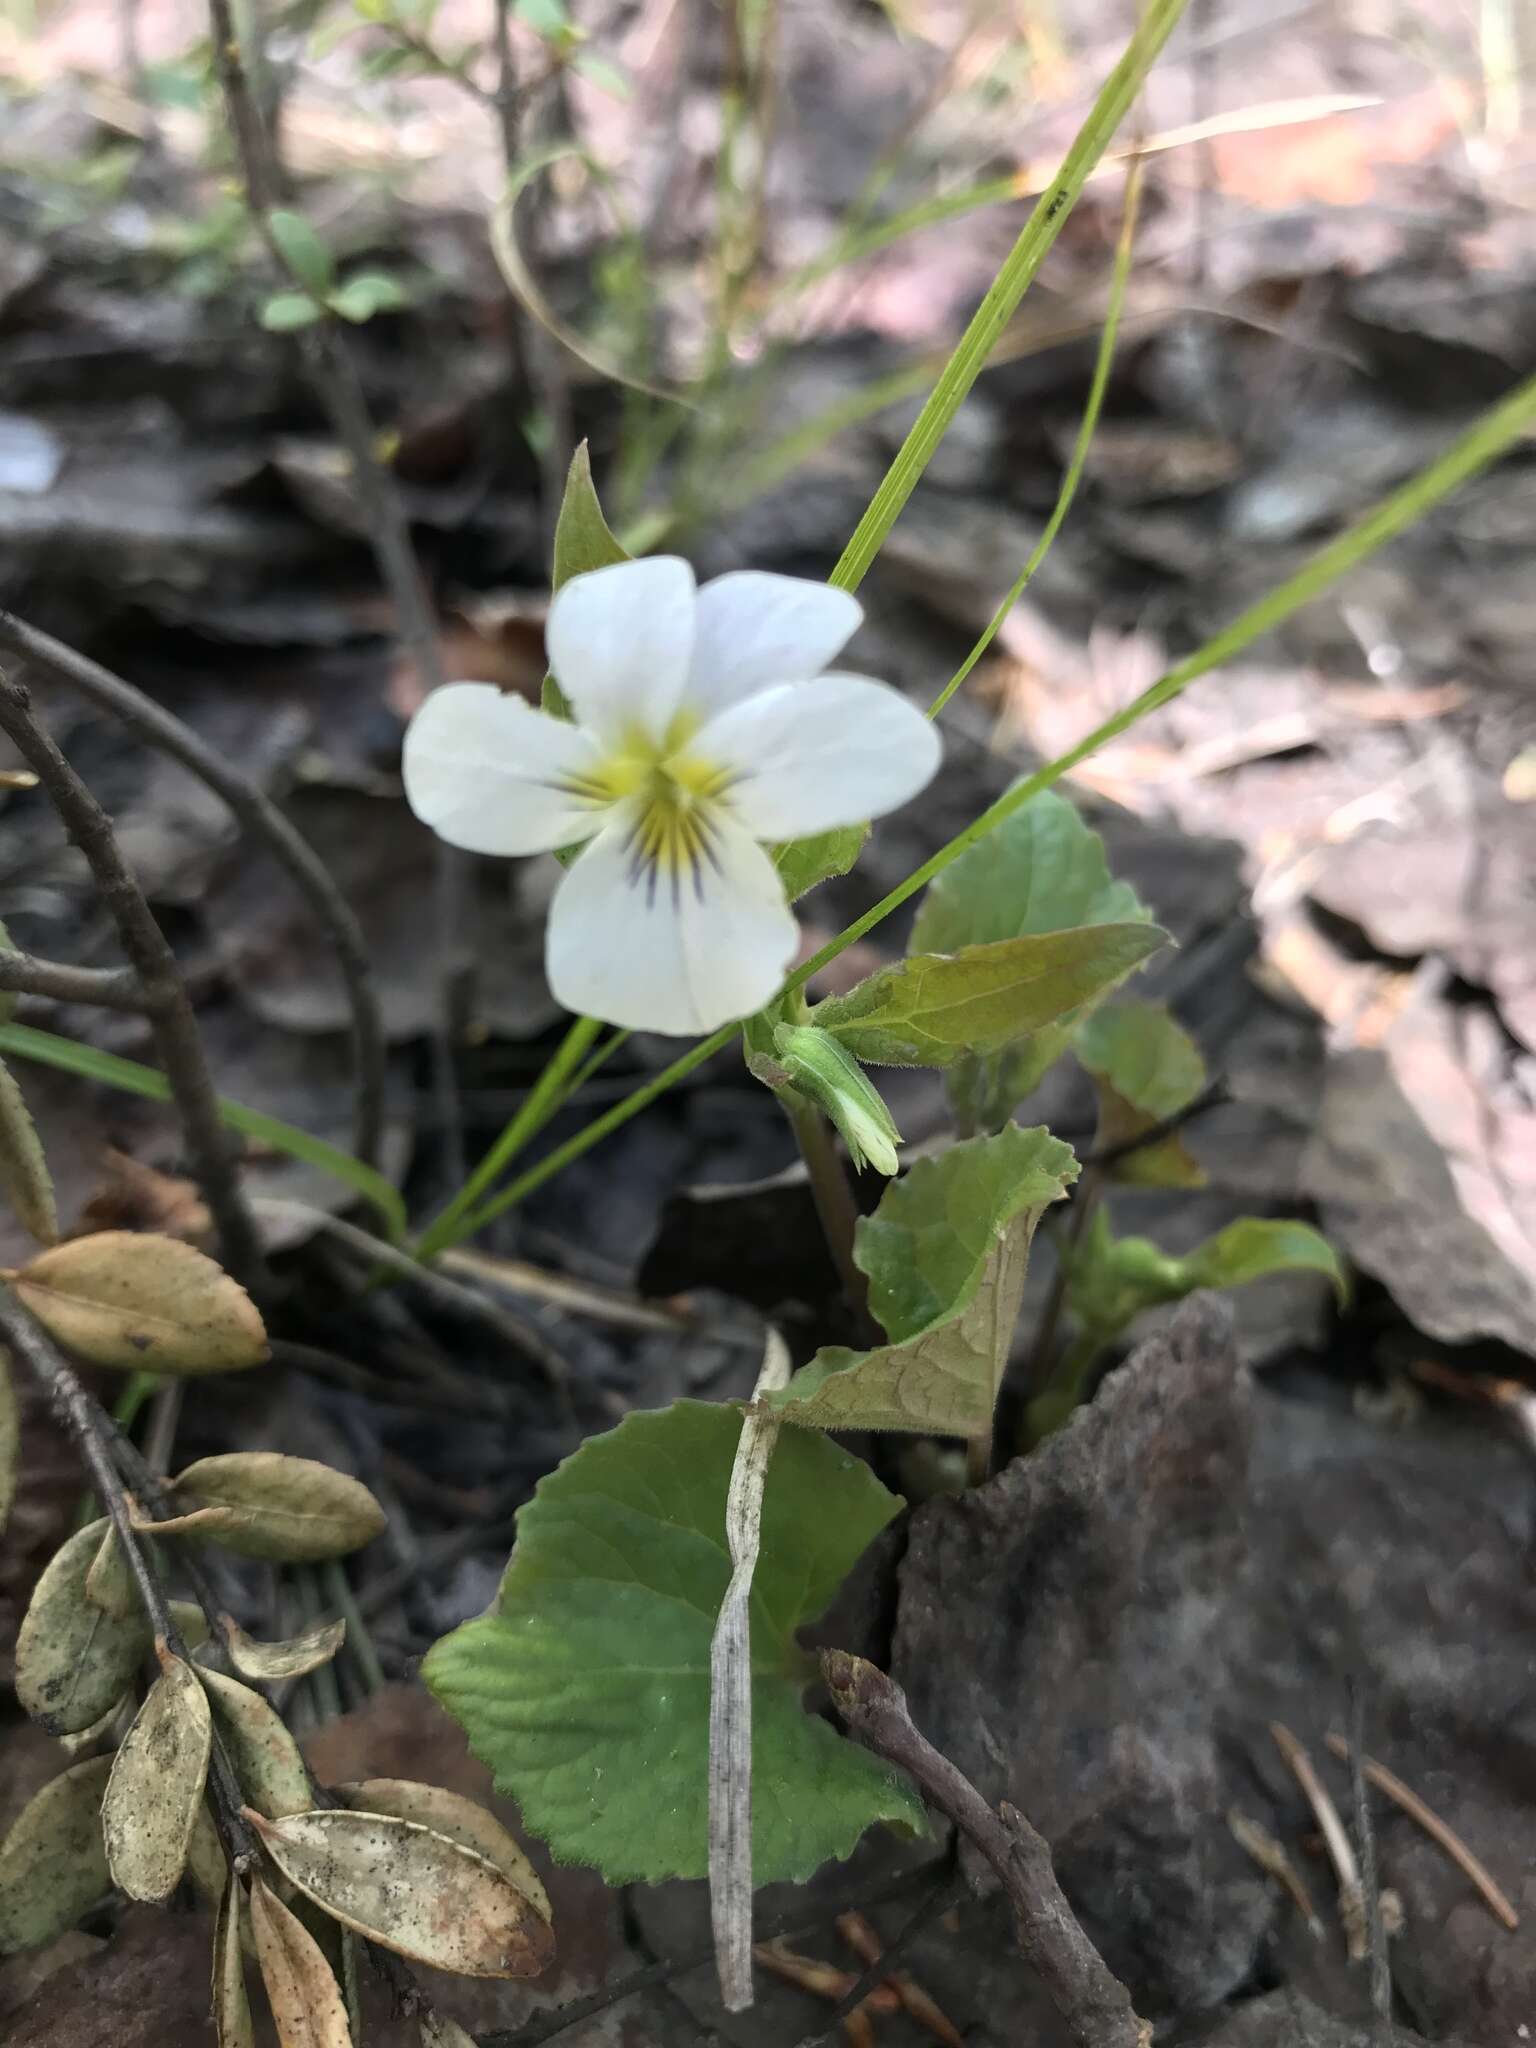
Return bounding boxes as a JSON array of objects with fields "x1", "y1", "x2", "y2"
[
  {"x1": 1324, "y1": 1732, "x2": 1519, "y2": 1932},
  {"x1": 1227, "y1": 1810, "x2": 1323, "y2": 1939},
  {"x1": 0, "y1": 945, "x2": 145, "y2": 1012},
  {"x1": 824, "y1": 1651, "x2": 1148, "y2": 2048},
  {"x1": 0, "y1": 609, "x2": 386, "y2": 1168},
  {"x1": 0, "y1": 671, "x2": 261, "y2": 1281},
  {"x1": 1270, "y1": 1722, "x2": 1366, "y2": 1960}
]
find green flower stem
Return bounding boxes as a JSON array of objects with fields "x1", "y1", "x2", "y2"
[
  {"x1": 415, "y1": 1011, "x2": 603, "y2": 1260},
  {"x1": 826, "y1": 0, "x2": 1187, "y2": 595},
  {"x1": 927, "y1": 159, "x2": 1142, "y2": 720},
  {"x1": 779, "y1": 1085, "x2": 869, "y2": 1322},
  {"x1": 321, "y1": 1557, "x2": 387, "y2": 1697},
  {"x1": 445, "y1": 361, "x2": 1536, "y2": 1246}
]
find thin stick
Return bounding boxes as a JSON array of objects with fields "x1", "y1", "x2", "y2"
[
  {"x1": 0, "y1": 609, "x2": 386, "y2": 1167},
  {"x1": 1324, "y1": 1732, "x2": 1520, "y2": 1932},
  {"x1": 0, "y1": 947, "x2": 145, "y2": 1011},
  {"x1": 824, "y1": 1652, "x2": 1148, "y2": 2048},
  {"x1": 1270, "y1": 1723, "x2": 1366, "y2": 1960},
  {"x1": 1228, "y1": 1810, "x2": 1323, "y2": 1939},
  {"x1": 198, "y1": 0, "x2": 464, "y2": 1174},
  {"x1": 794, "y1": 1878, "x2": 966, "y2": 2048},
  {"x1": 1346, "y1": 1684, "x2": 1393, "y2": 2029},
  {"x1": 0, "y1": 1285, "x2": 256, "y2": 1870},
  {"x1": 0, "y1": 673, "x2": 261, "y2": 1281}
]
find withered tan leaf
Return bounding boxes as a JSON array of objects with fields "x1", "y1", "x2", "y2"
[
  {"x1": 247, "y1": 1807, "x2": 556, "y2": 1979},
  {"x1": 85, "y1": 1526, "x2": 138, "y2": 1620},
  {"x1": 0, "y1": 1345, "x2": 16, "y2": 1536},
  {"x1": 249, "y1": 1878, "x2": 353, "y2": 2048},
  {"x1": 155, "y1": 1452, "x2": 385, "y2": 1561},
  {"x1": 15, "y1": 1518, "x2": 152, "y2": 1734},
  {"x1": 199, "y1": 1667, "x2": 314, "y2": 1819},
  {"x1": 57, "y1": 1697, "x2": 129, "y2": 1758},
  {"x1": 214, "y1": 1874, "x2": 255, "y2": 2048},
  {"x1": 224, "y1": 1613, "x2": 346, "y2": 1682},
  {"x1": 102, "y1": 1650, "x2": 212, "y2": 1901},
  {"x1": 336, "y1": 1780, "x2": 550, "y2": 1923},
  {"x1": 0, "y1": 1755, "x2": 112, "y2": 1955},
  {"x1": 187, "y1": 1800, "x2": 228, "y2": 1907},
  {"x1": 11, "y1": 1230, "x2": 267, "y2": 1375},
  {"x1": 169, "y1": 1598, "x2": 211, "y2": 1650},
  {"x1": 0, "y1": 1055, "x2": 59, "y2": 1246}
]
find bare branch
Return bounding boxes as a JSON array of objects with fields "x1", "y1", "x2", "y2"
[
  {"x1": 0, "y1": 1283, "x2": 257, "y2": 1872},
  {"x1": 0, "y1": 946, "x2": 146, "y2": 1011},
  {"x1": 0, "y1": 608, "x2": 386, "y2": 1167},
  {"x1": 823, "y1": 1651, "x2": 1149, "y2": 2048},
  {"x1": 0, "y1": 671, "x2": 261, "y2": 1281}
]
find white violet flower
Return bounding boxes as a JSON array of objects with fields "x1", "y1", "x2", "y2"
[{"x1": 402, "y1": 557, "x2": 941, "y2": 1034}]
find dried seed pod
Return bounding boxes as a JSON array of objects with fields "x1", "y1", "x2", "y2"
[
  {"x1": 102, "y1": 1650, "x2": 212, "y2": 1902},
  {"x1": 0, "y1": 1755, "x2": 113, "y2": 1955},
  {"x1": 151, "y1": 1452, "x2": 385, "y2": 1561},
  {"x1": 249, "y1": 1878, "x2": 352, "y2": 2048},
  {"x1": 223, "y1": 1614, "x2": 345, "y2": 1682},
  {"x1": 10, "y1": 1230, "x2": 266, "y2": 1374},
  {"x1": 198, "y1": 1667, "x2": 314, "y2": 1819},
  {"x1": 213, "y1": 1872, "x2": 254, "y2": 2048},
  {"x1": 15, "y1": 1519, "x2": 152, "y2": 1734},
  {"x1": 246, "y1": 1807, "x2": 555, "y2": 1979},
  {"x1": 335, "y1": 1779, "x2": 550, "y2": 1924}
]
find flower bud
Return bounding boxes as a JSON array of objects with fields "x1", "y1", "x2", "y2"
[{"x1": 772, "y1": 1025, "x2": 902, "y2": 1177}]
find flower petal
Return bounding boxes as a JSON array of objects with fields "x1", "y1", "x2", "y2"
[
  {"x1": 546, "y1": 556, "x2": 696, "y2": 742},
  {"x1": 686, "y1": 573, "x2": 862, "y2": 716},
  {"x1": 699, "y1": 675, "x2": 941, "y2": 839},
  {"x1": 403, "y1": 683, "x2": 608, "y2": 855},
  {"x1": 546, "y1": 811, "x2": 799, "y2": 1035}
]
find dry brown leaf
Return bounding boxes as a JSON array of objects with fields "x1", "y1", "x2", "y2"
[
  {"x1": 199, "y1": 1668, "x2": 314, "y2": 1820},
  {"x1": 78, "y1": 1147, "x2": 212, "y2": 1247},
  {"x1": 0, "y1": 1755, "x2": 113, "y2": 1955},
  {"x1": 102, "y1": 1651, "x2": 212, "y2": 1902},
  {"x1": 154, "y1": 1452, "x2": 384, "y2": 1560},
  {"x1": 420, "y1": 2015, "x2": 480, "y2": 2048},
  {"x1": 334, "y1": 1779, "x2": 550, "y2": 1923},
  {"x1": 224, "y1": 1614, "x2": 346, "y2": 1683},
  {"x1": 250, "y1": 1878, "x2": 353, "y2": 2048},
  {"x1": 246, "y1": 1806, "x2": 555, "y2": 1979},
  {"x1": 14, "y1": 1518, "x2": 152, "y2": 1735},
  {"x1": 9, "y1": 1232, "x2": 267, "y2": 1375},
  {"x1": 214, "y1": 1872, "x2": 255, "y2": 2048}
]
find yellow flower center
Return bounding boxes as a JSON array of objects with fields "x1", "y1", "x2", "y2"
[{"x1": 560, "y1": 719, "x2": 739, "y2": 895}]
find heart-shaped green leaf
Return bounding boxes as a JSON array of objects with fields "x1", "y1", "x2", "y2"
[
  {"x1": 1075, "y1": 998, "x2": 1207, "y2": 1188},
  {"x1": 424, "y1": 1401, "x2": 922, "y2": 1885},
  {"x1": 810, "y1": 925, "x2": 1167, "y2": 1069},
  {"x1": 771, "y1": 1123, "x2": 1077, "y2": 1435}
]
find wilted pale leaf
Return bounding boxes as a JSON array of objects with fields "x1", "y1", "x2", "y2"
[
  {"x1": 246, "y1": 1807, "x2": 555, "y2": 1979},
  {"x1": 224, "y1": 1614, "x2": 346, "y2": 1682},
  {"x1": 199, "y1": 1668, "x2": 314, "y2": 1819},
  {"x1": 187, "y1": 1801, "x2": 228, "y2": 1908},
  {"x1": 335, "y1": 1780, "x2": 549, "y2": 1923},
  {"x1": 0, "y1": 1346, "x2": 15, "y2": 1536},
  {"x1": 11, "y1": 1232, "x2": 266, "y2": 1375},
  {"x1": 15, "y1": 1519, "x2": 152, "y2": 1734},
  {"x1": 169, "y1": 1599, "x2": 211, "y2": 1650},
  {"x1": 773, "y1": 1124, "x2": 1079, "y2": 1434},
  {"x1": 1075, "y1": 998, "x2": 1207, "y2": 1188},
  {"x1": 85, "y1": 1526, "x2": 138, "y2": 1620},
  {"x1": 155, "y1": 1453, "x2": 385, "y2": 1560},
  {"x1": 214, "y1": 1873, "x2": 254, "y2": 2048},
  {"x1": 424, "y1": 1403, "x2": 922, "y2": 1886},
  {"x1": 57, "y1": 1698, "x2": 128, "y2": 1758},
  {"x1": 0, "y1": 1755, "x2": 112, "y2": 1954},
  {"x1": 0, "y1": 1056, "x2": 58, "y2": 1246},
  {"x1": 249, "y1": 1878, "x2": 353, "y2": 2048},
  {"x1": 102, "y1": 1651, "x2": 212, "y2": 1902},
  {"x1": 811, "y1": 926, "x2": 1167, "y2": 1069}
]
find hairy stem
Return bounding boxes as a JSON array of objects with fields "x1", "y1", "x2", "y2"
[
  {"x1": 780, "y1": 1088, "x2": 868, "y2": 1323},
  {"x1": 0, "y1": 673, "x2": 261, "y2": 1281}
]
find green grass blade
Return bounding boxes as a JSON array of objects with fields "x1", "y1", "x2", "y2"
[
  {"x1": 927, "y1": 160, "x2": 1143, "y2": 720},
  {"x1": 827, "y1": 0, "x2": 1188, "y2": 594},
  {"x1": 0, "y1": 1020, "x2": 408, "y2": 1243}
]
